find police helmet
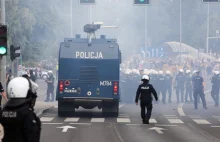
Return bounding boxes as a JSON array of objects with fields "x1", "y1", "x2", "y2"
[
  {"x1": 6, "y1": 77, "x2": 38, "y2": 106},
  {"x1": 155, "y1": 71, "x2": 158, "y2": 75},
  {"x1": 132, "y1": 69, "x2": 136, "y2": 73},
  {"x1": 135, "y1": 70, "x2": 140, "y2": 75},
  {"x1": 193, "y1": 70, "x2": 200, "y2": 74},
  {"x1": 141, "y1": 75, "x2": 150, "y2": 81},
  {"x1": 179, "y1": 69, "x2": 184, "y2": 73},
  {"x1": 186, "y1": 70, "x2": 191, "y2": 74},
  {"x1": 166, "y1": 70, "x2": 171, "y2": 74},
  {"x1": 214, "y1": 70, "x2": 220, "y2": 75},
  {"x1": 48, "y1": 70, "x2": 53, "y2": 74},
  {"x1": 158, "y1": 71, "x2": 163, "y2": 75}
]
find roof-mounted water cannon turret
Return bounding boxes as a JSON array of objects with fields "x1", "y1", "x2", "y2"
[{"x1": 83, "y1": 22, "x2": 118, "y2": 46}]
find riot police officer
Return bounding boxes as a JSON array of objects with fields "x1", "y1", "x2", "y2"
[
  {"x1": 211, "y1": 71, "x2": 220, "y2": 107},
  {"x1": 165, "y1": 70, "x2": 173, "y2": 103},
  {"x1": 135, "y1": 75, "x2": 158, "y2": 124},
  {"x1": 157, "y1": 71, "x2": 166, "y2": 104},
  {"x1": 45, "y1": 71, "x2": 55, "y2": 102},
  {"x1": 192, "y1": 70, "x2": 207, "y2": 109},
  {"x1": 0, "y1": 77, "x2": 41, "y2": 142},
  {"x1": 175, "y1": 69, "x2": 185, "y2": 103},
  {"x1": 185, "y1": 70, "x2": 193, "y2": 103}
]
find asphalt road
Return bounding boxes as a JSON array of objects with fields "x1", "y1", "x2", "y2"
[
  {"x1": 38, "y1": 97, "x2": 220, "y2": 142},
  {"x1": 36, "y1": 78, "x2": 220, "y2": 142}
]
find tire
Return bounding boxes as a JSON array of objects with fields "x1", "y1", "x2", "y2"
[
  {"x1": 102, "y1": 101, "x2": 119, "y2": 117},
  {"x1": 58, "y1": 100, "x2": 75, "y2": 117}
]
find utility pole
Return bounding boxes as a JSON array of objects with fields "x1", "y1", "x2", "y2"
[
  {"x1": 206, "y1": 3, "x2": 210, "y2": 53},
  {"x1": 70, "y1": 0, "x2": 73, "y2": 37},
  {"x1": 180, "y1": 0, "x2": 182, "y2": 52},
  {"x1": 89, "y1": 5, "x2": 92, "y2": 23},
  {"x1": 0, "y1": 0, "x2": 6, "y2": 106}
]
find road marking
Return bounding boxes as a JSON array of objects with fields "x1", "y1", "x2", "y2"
[
  {"x1": 40, "y1": 117, "x2": 54, "y2": 122},
  {"x1": 212, "y1": 116, "x2": 220, "y2": 117},
  {"x1": 165, "y1": 116, "x2": 179, "y2": 119},
  {"x1": 119, "y1": 104, "x2": 124, "y2": 108},
  {"x1": 42, "y1": 123, "x2": 63, "y2": 125},
  {"x1": 69, "y1": 123, "x2": 91, "y2": 125},
  {"x1": 117, "y1": 118, "x2": 131, "y2": 123},
  {"x1": 126, "y1": 124, "x2": 142, "y2": 126},
  {"x1": 155, "y1": 124, "x2": 178, "y2": 127},
  {"x1": 149, "y1": 119, "x2": 157, "y2": 123},
  {"x1": 164, "y1": 115, "x2": 176, "y2": 117},
  {"x1": 213, "y1": 116, "x2": 220, "y2": 119},
  {"x1": 118, "y1": 116, "x2": 129, "y2": 118},
  {"x1": 64, "y1": 118, "x2": 79, "y2": 122},
  {"x1": 57, "y1": 125, "x2": 76, "y2": 132},
  {"x1": 193, "y1": 119, "x2": 211, "y2": 124},
  {"x1": 149, "y1": 127, "x2": 167, "y2": 134},
  {"x1": 211, "y1": 126, "x2": 220, "y2": 128},
  {"x1": 177, "y1": 108, "x2": 186, "y2": 116},
  {"x1": 168, "y1": 119, "x2": 184, "y2": 124},
  {"x1": 91, "y1": 118, "x2": 105, "y2": 122},
  {"x1": 178, "y1": 103, "x2": 184, "y2": 108},
  {"x1": 189, "y1": 116, "x2": 202, "y2": 119}
]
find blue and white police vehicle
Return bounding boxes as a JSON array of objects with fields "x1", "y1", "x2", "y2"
[{"x1": 56, "y1": 23, "x2": 121, "y2": 117}]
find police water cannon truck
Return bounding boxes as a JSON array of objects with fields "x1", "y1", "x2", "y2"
[{"x1": 57, "y1": 22, "x2": 121, "y2": 117}]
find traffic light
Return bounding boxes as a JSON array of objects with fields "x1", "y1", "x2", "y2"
[
  {"x1": 0, "y1": 25, "x2": 7, "y2": 56},
  {"x1": 202, "y1": 0, "x2": 219, "y2": 2},
  {"x1": 79, "y1": 0, "x2": 96, "y2": 4},
  {"x1": 134, "y1": 0, "x2": 150, "y2": 5},
  {"x1": 10, "y1": 45, "x2": 20, "y2": 61}
]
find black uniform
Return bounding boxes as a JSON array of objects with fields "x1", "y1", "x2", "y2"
[
  {"x1": 45, "y1": 74, "x2": 55, "y2": 102},
  {"x1": 211, "y1": 74, "x2": 220, "y2": 106},
  {"x1": 0, "y1": 102, "x2": 41, "y2": 142},
  {"x1": 175, "y1": 73, "x2": 185, "y2": 103},
  {"x1": 192, "y1": 75, "x2": 207, "y2": 109},
  {"x1": 135, "y1": 83, "x2": 158, "y2": 123},
  {"x1": 164, "y1": 74, "x2": 173, "y2": 103},
  {"x1": 157, "y1": 75, "x2": 166, "y2": 103},
  {"x1": 0, "y1": 82, "x2": 4, "y2": 110}
]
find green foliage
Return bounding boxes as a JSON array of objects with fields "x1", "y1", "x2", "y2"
[{"x1": 5, "y1": 0, "x2": 65, "y2": 62}]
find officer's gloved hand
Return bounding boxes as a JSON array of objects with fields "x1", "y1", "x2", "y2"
[{"x1": 155, "y1": 98, "x2": 158, "y2": 101}]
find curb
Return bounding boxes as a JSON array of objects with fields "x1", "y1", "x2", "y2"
[{"x1": 36, "y1": 105, "x2": 55, "y2": 116}]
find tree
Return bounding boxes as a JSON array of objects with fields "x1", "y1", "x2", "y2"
[{"x1": 5, "y1": 0, "x2": 66, "y2": 63}]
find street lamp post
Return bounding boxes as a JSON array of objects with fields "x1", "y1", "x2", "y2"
[
  {"x1": 89, "y1": 5, "x2": 92, "y2": 23},
  {"x1": 180, "y1": 0, "x2": 182, "y2": 52},
  {"x1": 70, "y1": 0, "x2": 73, "y2": 37},
  {"x1": 206, "y1": 3, "x2": 210, "y2": 53}
]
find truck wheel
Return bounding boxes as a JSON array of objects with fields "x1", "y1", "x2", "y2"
[
  {"x1": 102, "y1": 101, "x2": 119, "y2": 117},
  {"x1": 58, "y1": 101, "x2": 75, "y2": 117}
]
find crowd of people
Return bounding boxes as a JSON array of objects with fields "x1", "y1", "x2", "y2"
[{"x1": 120, "y1": 53, "x2": 220, "y2": 107}]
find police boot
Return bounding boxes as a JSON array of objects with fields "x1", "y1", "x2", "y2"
[
  {"x1": 142, "y1": 119, "x2": 149, "y2": 124},
  {"x1": 203, "y1": 106, "x2": 207, "y2": 109},
  {"x1": 214, "y1": 104, "x2": 219, "y2": 107}
]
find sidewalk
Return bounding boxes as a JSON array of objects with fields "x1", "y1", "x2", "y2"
[{"x1": 34, "y1": 101, "x2": 57, "y2": 116}]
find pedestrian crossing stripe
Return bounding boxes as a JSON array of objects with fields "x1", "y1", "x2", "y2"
[
  {"x1": 91, "y1": 118, "x2": 105, "y2": 122},
  {"x1": 117, "y1": 118, "x2": 131, "y2": 123},
  {"x1": 64, "y1": 118, "x2": 79, "y2": 122},
  {"x1": 193, "y1": 119, "x2": 211, "y2": 124},
  {"x1": 40, "y1": 117, "x2": 54, "y2": 122},
  {"x1": 168, "y1": 119, "x2": 184, "y2": 124},
  {"x1": 39, "y1": 116, "x2": 213, "y2": 125},
  {"x1": 149, "y1": 119, "x2": 157, "y2": 123}
]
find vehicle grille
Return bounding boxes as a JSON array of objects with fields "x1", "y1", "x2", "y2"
[{"x1": 80, "y1": 66, "x2": 98, "y2": 83}]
